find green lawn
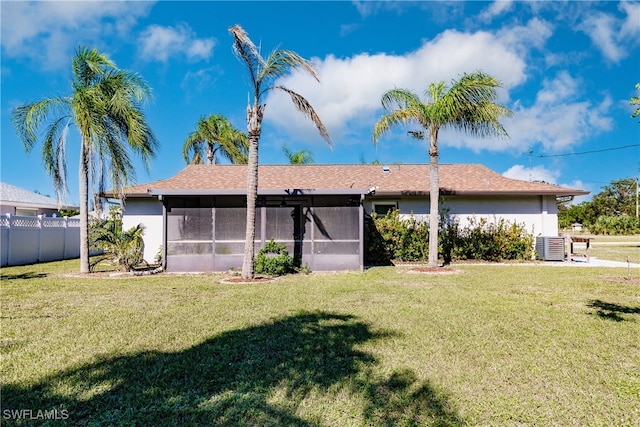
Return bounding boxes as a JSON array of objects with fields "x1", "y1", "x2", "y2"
[
  {"x1": 1, "y1": 259, "x2": 639, "y2": 426},
  {"x1": 564, "y1": 234, "x2": 640, "y2": 263}
]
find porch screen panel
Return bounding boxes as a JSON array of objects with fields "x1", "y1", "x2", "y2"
[
  {"x1": 265, "y1": 207, "x2": 296, "y2": 241},
  {"x1": 214, "y1": 207, "x2": 261, "y2": 255},
  {"x1": 166, "y1": 206, "x2": 213, "y2": 256},
  {"x1": 312, "y1": 206, "x2": 360, "y2": 254}
]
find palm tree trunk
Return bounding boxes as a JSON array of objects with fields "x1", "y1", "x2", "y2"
[
  {"x1": 79, "y1": 141, "x2": 91, "y2": 273},
  {"x1": 241, "y1": 104, "x2": 264, "y2": 279},
  {"x1": 206, "y1": 145, "x2": 214, "y2": 165},
  {"x1": 428, "y1": 134, "x2": 439, "y2": 268}
]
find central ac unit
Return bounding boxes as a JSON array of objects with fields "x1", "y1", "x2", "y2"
[{"x1": 535, "y1": 236, "x2": 565, "y2": 261}]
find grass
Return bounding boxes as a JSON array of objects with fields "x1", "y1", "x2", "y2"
[
  {"x1": 1, "y1": 259, "x2": 639, "y2": 426},
  {"x1": 567, "y1": 234, "x2": 640, "y2": 263}
]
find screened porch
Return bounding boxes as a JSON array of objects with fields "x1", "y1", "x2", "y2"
[{"x1": 163, "y1": 194, "x2": 363, "y2": 272}]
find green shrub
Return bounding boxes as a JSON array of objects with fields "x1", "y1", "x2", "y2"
[
  {"x1": 89, "y1": 207, "x2": 145, "y2": 271},
  {"x1": 365, "y1": 210, "x2": 534, "y2": 265},
  {"x1": 444, "y1": 217, "x2": 533, "y2": 262},
  {"x1": 365, "y1": 210, "x2": 429, "y2": 263},
  {"x1": 254, "y1": 239, "x2": 295, "y2": 276},
  {"x1": 590, "y1": 215, "x2": 639, "y2": 235}
]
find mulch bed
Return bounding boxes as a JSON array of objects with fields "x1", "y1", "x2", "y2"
[
  {"x1": 603, "y1": 275, "x2": 640, "y2": 285},
  {"x1": 404, "y1": 266, "x2": 460, "y2": 274},
  {"x1": 219, "y1": 276, "x2": 275, "y2": 284}
]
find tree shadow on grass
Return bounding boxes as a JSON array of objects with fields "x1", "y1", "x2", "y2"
[
  {"x1": 3, "y1": 311, "x2": 465, "y2": 426},
  {"x1": 0, "y1": 271, "x2": 48, "y2": 281},
  {"x1": 588, "y1": 299, "x2": 640, "y2": 322}
]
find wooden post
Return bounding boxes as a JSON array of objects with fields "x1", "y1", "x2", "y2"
[{"x1": 570, "y1": 236, "x2": 590, "y2": 263}]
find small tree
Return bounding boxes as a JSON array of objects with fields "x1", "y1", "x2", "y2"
[
  {"x1": 282, "y1": 143, "x2": 313, "y2": 164},
  {"x1": 182, "y1": 114, "x2": 248, "y2": 165},
  {"x1": 90, "y1": 207, "x2": 145, "y2": 271}
]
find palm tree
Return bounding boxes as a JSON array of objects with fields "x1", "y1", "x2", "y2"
[
  {"x1": 182, "y1": 114, "x2": 248, "y2": 165},
  {"x1": 90, "y1": 206, "x2": 145, "y2": 272},
  {"x1": 282, "y1": 143, "x2": 313, "y2": 164},
  {"x1": 12, "y1": 46, "x2": 157, "y2": 273},
  {"x1": 229, "y1": 24, "x2": 331, "y2": 279},
  {"x1": 631, "y1": 83, "x2": 640, "y2": 121},
  {"x1": 372, "y1": 71, "x2": 512, "y2": 267}
]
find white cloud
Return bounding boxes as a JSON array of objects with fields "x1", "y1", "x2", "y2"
[
  {"x1": 0, "y1": 0, "x2": 153, "y2": 69},
  {"x1": 497, "y1": 17, "x2": 553, "y2": 53},
  {"x1": 264, "y1": 28, "x2": 528, "y2": 145},
  {"x1": 503, "y1": 72, "x2": 613, "y2": 154},
  {"x1": 181, "y1": 66, "x2": 223, "y2": 102},
  {"x1": 502, "y1": 165, "x2": 591, "y2": 202},
  {"x1": 138, "y1": 23, "x2": 215, "y2": 63},
  {"x1": 580, "y1": 12, "x2": 624, "y2": 62},
  {"x1": 578, "y1": 3, "x2": 640, "y2": 63},
  {"x1": 503, "y1": 164, "x2": 560, "y2": 183},
  {"x1": 479, "y1": 0, "x2": 514, "y2": 22},
  {"x1": 619, "y1": 1, "x2": 640, "y2": 39}
]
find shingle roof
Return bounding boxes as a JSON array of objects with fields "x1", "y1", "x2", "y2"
[
  {"x1": 115, "y1": 164, "x2": 588, "y2": 198},
  {"x1": 0, "y1": 182, "x2": 78, "y2": 210}
]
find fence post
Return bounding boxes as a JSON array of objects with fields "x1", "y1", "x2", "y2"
[
  {"x1": 37, "y1": 214, "x2": 43, "y2": 262},
  {"x1": 63, "y1": 216, "x2": 68, "y2": 259},
  {"x1": 4, "y1": 213, "x2": 11, "y2": 266}
]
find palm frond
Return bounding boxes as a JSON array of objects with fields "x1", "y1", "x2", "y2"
[
  {"x1": 282, "y1": 143, "x2": 313, "y2": 164},
  {"x1": 372, "y1": 109, "x2": 415, "y2": 144},
  {"x1": 380, "y1": 88, "x2": 423, "y2": 111},
  {"x1": 183, "y1": 130, "x2": 205, "y2": 164},
  {"x1": 229, "y1": 24, "x2": 265, "y2": 97},
  {"x1": 439, "y1": 71, "x2": 512, "y2": 139},
  {"x1": 275, "y1": 86, "x2": 331, "y2": 146},
  {"x1": 11, "y1": 98, "x2": 70, "y2": 152},
  {"x1": 261, "y1": 49, "x2": 319, "y2": 84},
  {"x1": 41, "y1": 116, "x2": 72, "y2": 202},
  {"x1": 72, "y1": 46, "x2": 116, "y2": 87}
]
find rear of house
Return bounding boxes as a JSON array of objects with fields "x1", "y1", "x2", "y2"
[{"x1": 113, "y1": 164, "x2": 588, "y2": 272}]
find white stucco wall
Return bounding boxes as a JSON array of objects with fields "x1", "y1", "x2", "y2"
[
  {"x1": 124, "y1": 193, "x2": 561, "y2": 265},
  {"x1": 367, "y1": 195, "x2": 560, "y2": 237},
  {"x1": 121, "y1": 198, "x2": 163, "y2": 263}
]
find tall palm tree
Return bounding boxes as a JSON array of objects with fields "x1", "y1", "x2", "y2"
[
  {"x1": 12, "y1": 46, "x2": 157, "y2": 273},
  {"x1": 372, "y1": 71, "x2": 512, "y2": 267},
  {"x1": 229, "y1": 24, "x2": 331, "y2": 279},
  {"x1": 182, "y1": 114, "x2": 248, "y2": 165},
  {"x1": 282, "y1": 143, "x2": 313, "y2": 164}
]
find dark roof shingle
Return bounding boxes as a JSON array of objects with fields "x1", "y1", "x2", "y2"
[{"x1": 116, "y1": 164, "x2": 588, "y2": 198}]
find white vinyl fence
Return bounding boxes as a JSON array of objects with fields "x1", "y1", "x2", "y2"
[{"x1": 0, "y1": 214, "x2": 81, "y2": 267}]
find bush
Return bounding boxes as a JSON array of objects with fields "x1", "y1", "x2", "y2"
[
  {"x1": 366, "y1": 209, "x2": 534, "y2": 264},
  {"x1": 444, "y1": 217, "x2": 534, "y2": 262},
  {"x1": 90, "y1": 207, "x2": 145, "y2": 271},
  {"x1": 365, "y1": 210, "x2": 428, "y2": 264},
  {"x1": 254, "y1": 239, "x2": 295, "y2": 276},
  {"x1": 590, "y1": 215, "x2": 639, "y2": 235}
]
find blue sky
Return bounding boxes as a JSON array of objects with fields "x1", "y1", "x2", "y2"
[{"x1": 1, "y1": 1, "x2": 639, "y2": 206}]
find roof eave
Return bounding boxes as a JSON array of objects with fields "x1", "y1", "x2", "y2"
[
  {"x1": 144, "y1": 188, "x2": 368, "y2": 197},
  {"x1": 441, "y1": 190, "x2": 590, "y2": 196},
  {"x1": 373, "y1": 189, "x2": 590, "y2": 197}
]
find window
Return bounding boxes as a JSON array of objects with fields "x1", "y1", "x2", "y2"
[
  {"x1": 15, "y1": 208, "x2": 37, "y2": 216},
  {"x1": 373, "y1": 202, "x2": 397, "y2": 216}
]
